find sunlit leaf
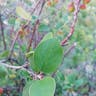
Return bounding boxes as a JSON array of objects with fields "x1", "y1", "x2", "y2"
[
  {"x1": 16, "y1": 6, "x2": 31, "y2": 20},
  {"x1": 29, "y1": 77, "x2": 56, "y2": 96},
  {"x1": 33, "y1": 38, "x2": 63, "y2": 73}
]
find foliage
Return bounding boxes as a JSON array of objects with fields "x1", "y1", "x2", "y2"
[
  {"x1": 23, "y1": 77, "x2": 56, "y2": 96},
  {"x1": 33, "y1": 38, "x2": 63, "y2": 73},
  {"x1": 0, "y1": 0, "x2": 96, "y2": 96}
]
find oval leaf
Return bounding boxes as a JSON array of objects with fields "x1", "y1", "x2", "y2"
[
  {"x1": 33, "y1": 38, "x2": 63, "y2": 73},
  {"x1": 0, "y1": 50, "x2": 9, "y2": 59},
  {"x1": 16, "y1": 6, "x2": 31, "y2": 20},
  {"x1": 40, "y1": 32, "x2": 53, "y2": 44},
  {"x1": 0, "y1": 65, "x2": 8, "y2": 79},
  {"x1": 38, "y1": 23, "x2": 50, "y2": 32},
  {"x1": 29, "y1": 77, "x2": 56, "y2": 96},
  {"x1": 23, "y1": 81, "x2": 32, "y2": 96}
]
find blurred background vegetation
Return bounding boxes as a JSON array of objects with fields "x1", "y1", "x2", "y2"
[{"x1": 0, "y1": 0, "x2": 96, "y2": 96}]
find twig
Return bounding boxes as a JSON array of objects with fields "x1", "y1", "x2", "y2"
[
  {"x1": 27, "y1": 19, "x2": 39, "y2": 52},
  {"x1": 31, "y1": 0, "x2": 42, "y2": 15},
  {"x1": 0, "y1": 61, "x2": 35, "y2": 76},
  {"x1": 8, "y1": 31, "x2": 20, "y2": 58},
  {"x1": 0, "y1": 13, "x2": 7, "y2": 50},
  {"x1": 24, "y1": 0, "x2": 42, "y2": 27},
  {"x1": 38, "y1": 0, "x2": 45, "y2": 16},
  {"x1": 27, "y1": 0, "x2": 45, "y2": 52},
  {"x1": 0, "y1": 62, "x2": 24, "y2": 69},
  {"x1": 34, "y1": 0, "x2": 45, "y2": 48},
  {"x1": 8, "y1": 0, "x2": 45, "y2": 57},
  {"x1": 0, "y1": 61, "x2": 43, "y2": 79},
  {"x1": 64, "y1": 42, "x2": 77, "y2": 57},
  {"x1": 61, "y1": 0, "x2": 81, "y2": 46}
]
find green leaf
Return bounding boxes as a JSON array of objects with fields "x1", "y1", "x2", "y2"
[
  {"x1": 0, "y1": 50, "x2": 9, "y2": 59},
  {"x1": 25, "y1": 51, "x2": 34, "y2": 58},
  {"x1": 29, "y1": 77, "x2": 56, "y2": 96},
  {"x1": 23, "y1": 81, "x2": 32, "y2": 96},
  {"x1": 75, "y1": 79, "x2": 84, "y2": 88},
  {"x1": 40, "y1": 32, "x2": 53, "y2": 44},
  {"x1": 0, "y1": 77, "x2": 9, "y2": 86},
  {"x1": 16, "y1": 6, "x2": 31, "y2": 20},
  {"x1": 14, "y1": 18, "x2": 21, "y2": 31},
  {"x1": 24, "y1": 0, "x2": 32, "y2": 6},
  {"x1": 38, "y1": 23, "x2": 50, "y2": 32},
  {"x1": 33, "y1": 38, "x2": 63, "y2": 73},
  {"x1": 8, "y1": 17, "x2": 16, "y2": 25},
  {"x1": 55, "y1": 71, "x2": 64, "y2": 83},
  {"x1": 65, "y1": 73, "x2": 77, "y2": 84},
  {"x1": 0, "y1": 65, "x2": 8, "y2": 79},
  {"x1": 55, "y1": 22, "x2": 62, "y2": 29},
  {"x1": 63, "y1": 85, "x2": 72, "y2": 90}
]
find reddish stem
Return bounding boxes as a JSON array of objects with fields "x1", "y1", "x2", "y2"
[
  {"x1": 61, "y1": 0, "x2": 81, "y2": 46},
  {"x1": 27, "y1": 20, "x2": 40, "y2": 52}
]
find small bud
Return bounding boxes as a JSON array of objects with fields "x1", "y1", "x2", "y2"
[
  {"x1": 47, "y1": 1, "x2": 52, "y2": 6},
  {"x1": 53, "y1": 0, "x2": 59, "y2": 4},
  {"x1": 9, "y1": 74, "x2": 16, "y2": 79},
  {"x1": 80, "y1": 4, "x2": 86, "y2": 10},
  {"x1": 83, "y1": 0, "x2": 91, "y2": 4},
  {"x1": 0, "y1": 88, "x2": 3, "y2": 94},
  {"x1": 68, "y1": 2, "x2": 75, "y2": 12}
]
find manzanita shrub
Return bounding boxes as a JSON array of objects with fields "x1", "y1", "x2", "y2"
[
  {"x1": 0, "y1": 0, "x2": 94, "y2": 96},
  {"x1": 24, "y1": 35, "x2": 63, "y2": 96}
]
